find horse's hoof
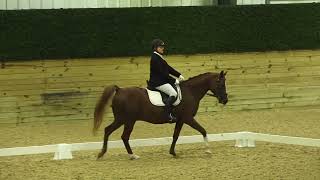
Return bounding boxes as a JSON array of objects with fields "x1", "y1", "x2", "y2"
[
  {"x1": 129, "y1": 154, "x2": 140, "y2": 160},
  {"x1": 170, "y1": 151, "x2": 176, "y2": 157},
  {"x1": 97, "y1": 152, "x2": 105, "y2": 160},
  {"x1": 205, "y1": 149, "x2": 212, "y2": 154},
  {"x1": 96, "y1": 155, "x2": 103, "y2": 161}
]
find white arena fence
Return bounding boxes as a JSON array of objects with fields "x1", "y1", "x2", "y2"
[{"x1": 0, "y1": 131, "x2": 319, "y2": 160}]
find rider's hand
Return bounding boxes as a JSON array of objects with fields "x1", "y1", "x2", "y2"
[
  {"x1": 179, "y1": 75, "x2": 185, "y2": 81},
  {"x1": 175, "y1": 79, "x2": 180, "y2": 85}
]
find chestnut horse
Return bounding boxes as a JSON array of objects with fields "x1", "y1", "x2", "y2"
[{"x1": 93, "y1": 71, "x2": 228, "y2": 160}]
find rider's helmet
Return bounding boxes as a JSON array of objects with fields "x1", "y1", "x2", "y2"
[{"x1": 151, "y1": 39, "x2": 165, "y2": 51}]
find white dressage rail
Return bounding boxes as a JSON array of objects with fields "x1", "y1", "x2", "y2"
[{"x1": 0, "y1": 131, "x2": 319, "y2": 160}]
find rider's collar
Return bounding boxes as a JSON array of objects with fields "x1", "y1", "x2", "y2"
[{"x1": 153, "y1": 51, "x2": 165, "y2": 60}]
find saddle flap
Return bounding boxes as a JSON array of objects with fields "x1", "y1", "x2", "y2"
[{"x1": 146, "y1": 85, "x2": 182, "y2": 107}]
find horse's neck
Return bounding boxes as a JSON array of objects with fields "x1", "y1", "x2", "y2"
[
  {"x1": 184, "y1": 77, "x2": 210, "y2": 102},
  {"x1": 192, "y1": 84, "x2": 209, "y2": 102}
]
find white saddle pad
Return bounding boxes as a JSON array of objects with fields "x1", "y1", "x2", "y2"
[{"x1": 146, "y1": 85, "x2": 182, "y2": 106}]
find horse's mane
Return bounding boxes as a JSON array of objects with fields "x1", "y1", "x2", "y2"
[
  {"x1": 186, "y1": 72, "x2": 211, "y2": 81},
  {"x1": 182, "y1": 72, "x2": 216, "y2": 86}
]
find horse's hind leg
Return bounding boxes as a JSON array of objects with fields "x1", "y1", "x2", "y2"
[
  {"x1": 121, "y1": 121, "x2": 138, "y2": 160},
  {"x1": 169, "y1": 120, "x2": 184, "y2": 156},
  {"x1": 185, "y1": 119, "x2": 211, "y2": 154},
  {"x1": 97, "y1": 120, "x2": 123, "y2": 159}
]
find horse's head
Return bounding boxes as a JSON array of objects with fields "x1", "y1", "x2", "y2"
[{"x1": 209, "y1": 71, "x2": 228, "y2": 105}]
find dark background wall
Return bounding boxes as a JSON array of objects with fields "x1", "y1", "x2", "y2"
[{"x1": 0, "y1": 3, "x2": 319, "y2": 60}]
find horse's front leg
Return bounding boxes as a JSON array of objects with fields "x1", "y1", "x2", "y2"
[
  {"x1": 185, "y1": 118, "x2": 211, "y2": 154},
  {"x1": 170, "y1": 120, "x2": 184, "y2": 156}
]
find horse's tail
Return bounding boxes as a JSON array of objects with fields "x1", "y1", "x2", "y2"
[{"x1": 93, "y1": 85, "x2": 119, "y2": 135}]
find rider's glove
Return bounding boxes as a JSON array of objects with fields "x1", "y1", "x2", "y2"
[
  {"x1": 178, "y1": 75, "x2": 185, "y2": 81},
  {"x1": 175, "y1": 79, "x2": 180, "y2": 85}
]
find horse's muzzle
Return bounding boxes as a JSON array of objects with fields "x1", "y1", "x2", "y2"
[
  {"x1": 219, "y1": 98, "x2": 228, "y2": 105},
  {"x1": 222, "y1": 99, "x2": 228, "y2": 105}
]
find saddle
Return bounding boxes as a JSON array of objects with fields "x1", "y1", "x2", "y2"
[{"x1": 146, "y1": 81, "x2": 182, "y2": 107}]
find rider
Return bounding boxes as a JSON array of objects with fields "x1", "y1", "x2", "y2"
[{"x1": 148, "y1": 39, "x2": 185, "y2": 122}]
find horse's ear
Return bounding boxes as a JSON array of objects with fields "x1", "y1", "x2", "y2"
[
  {"x1": 224, "y1": 71, "x2": 227, "y2": 76},
  {"x1": 219, "y1": 71, "x2": 224, "y2": 79}
]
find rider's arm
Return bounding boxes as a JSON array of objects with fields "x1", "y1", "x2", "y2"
[{"x1": 168, "y1": 64, "x2": 181, "y2": 78}]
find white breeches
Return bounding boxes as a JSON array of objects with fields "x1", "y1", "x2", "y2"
[{"x1": 155, "y1": 83, "x2": 177, "y2": 97}]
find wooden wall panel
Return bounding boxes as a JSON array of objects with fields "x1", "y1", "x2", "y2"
[{"x1": 1, "y1": 50, "x2": 320, "y2": 124}]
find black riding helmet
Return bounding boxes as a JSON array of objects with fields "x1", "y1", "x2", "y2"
[{"x1": 151, "y1": 39, "x2": 165, "y2": 51}]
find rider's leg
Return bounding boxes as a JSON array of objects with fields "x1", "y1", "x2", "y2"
[
  {"x1": 155, "y1": 84, "x2": 178, "y2": 122},
  {"x1": 155, "y1": 83, "x2": 177, "y2": 97}
]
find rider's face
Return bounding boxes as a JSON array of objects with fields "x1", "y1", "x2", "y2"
[{"x1": 156, "y1": 46, "x2": 164, "y2": 54}]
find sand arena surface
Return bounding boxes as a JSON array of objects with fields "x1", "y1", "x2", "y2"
[{"x1": 1, "y1": 108, "x2": 320, "y2": 179}]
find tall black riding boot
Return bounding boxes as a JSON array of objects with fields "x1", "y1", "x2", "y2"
[{"x1": 164, "y1": 96, "x2": 177, "y2": 123}]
